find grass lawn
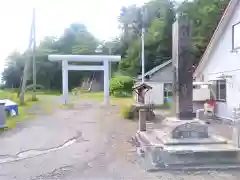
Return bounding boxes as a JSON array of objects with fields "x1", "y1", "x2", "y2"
[
  {"x1": 79, "y1": 92, "x2": 134, "y2": 105},
  {"x1": 0, "y1": 90, "x2": 60, "y2": 130},
  {"x1": 0, "y1": 90, "x2": 134, "y2": 129}
]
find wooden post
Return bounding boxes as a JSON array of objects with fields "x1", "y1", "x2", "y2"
[
  {"x1": 32, "y1": 8, "x2": 37, "y2": 100},
  {"x1": 139, "y1": 109, "x2": 147, "y2": 131}
]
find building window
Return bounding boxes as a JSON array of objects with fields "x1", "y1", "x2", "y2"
[
  {"x1": 164, "y1": 83, "x2": 173, "y2": 104},
  {"x1": 232, "y1": 22, "x2": 240, "y2": 51},
  {"x1": 216, "y1": 80, "x2": 226, "y2": 101}
]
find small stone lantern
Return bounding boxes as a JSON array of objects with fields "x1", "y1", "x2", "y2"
[{"x1": 133, "y1": 82, "x2": 152, "y2": 104}]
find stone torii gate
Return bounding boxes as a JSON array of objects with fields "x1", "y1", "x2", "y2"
[{"x1": 48, "y1": 55, "x2": 121, "y2": 105}]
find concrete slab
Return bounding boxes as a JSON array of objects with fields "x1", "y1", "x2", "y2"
[{"x1": 0, "y1": 110, "x2": 80, "y2": 156}]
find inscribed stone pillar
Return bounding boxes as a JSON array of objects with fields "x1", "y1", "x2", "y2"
[{"x1": 172, "y1": 14, "x2": 193, "y2": 120}]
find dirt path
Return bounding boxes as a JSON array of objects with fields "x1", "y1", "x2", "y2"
[{"x1": 0, "y1": 100, "x2": 239, "y2": 179}]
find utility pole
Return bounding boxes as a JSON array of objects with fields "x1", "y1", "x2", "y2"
[
  {"x1": 32, "y1": 8, "x2": 37, "y2": 100},
  {"x1": 141, "y1": 26, "x2": 145, "y2": 83},
  {"x1": 141, "y1": 8, "x2": 146, "y2": 83},
  {"x1": 19, "y1": 8, "x2": 35, "y2": 104}
]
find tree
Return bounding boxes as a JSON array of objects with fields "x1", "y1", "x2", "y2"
[
  {"x1": 118, "y1": 0, "x2": 175, "y2": 76},
  {"x1": 2, "y1": 23, "x2": 100, "y2": 91},
  {"x1": 2, "y1": 0, "x2": 231, "y2": 91},
  {"x1": 178, "y1": 0, "x2": 230, "y2": 65}
]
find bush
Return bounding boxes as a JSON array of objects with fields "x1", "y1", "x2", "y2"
[
  {"x1": 120, "y1": 104, "x2": 134, "y2": 119},
  {"x1": 110, "y1": 76, "x2": 134, "y2": 97},
  {"x1": 30, "y1": 96, "x2": 39, "y2": 102},
  {"x1": 0, "y1": 84, "x2": 5, "y2": 90}
]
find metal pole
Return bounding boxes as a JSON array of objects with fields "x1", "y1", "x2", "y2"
[
  {"x1": 109, "y1": 47, "x2": 112, "y2": 79},
  {"x1": 141, "y1": 8, "x2": 145, "y2": 83},
  {"x1": 32, "y1": 8, "x2": 37, "y2": 99},
  {"x1": 141, "y1": 27, "x2": 145, "y2": 83}
]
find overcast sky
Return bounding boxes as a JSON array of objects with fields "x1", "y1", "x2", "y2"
[
  {"x1": 0, "y1": 0, "x2": 182, "y2": 75},
  {"x1": 0, "y1": 0, "x2": 152, "y2": 74}
]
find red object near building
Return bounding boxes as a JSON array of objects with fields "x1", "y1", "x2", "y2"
[{"x1": 207, "y1": 99, "x2": 216, "y2": 108}]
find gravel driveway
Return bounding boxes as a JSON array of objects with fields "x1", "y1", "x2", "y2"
[{"x1": 0, "y1": 99, "x2": 239, "y2": 179}]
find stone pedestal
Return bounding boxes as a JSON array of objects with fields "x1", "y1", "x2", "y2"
[
  {"x1": 135, "y1": 118, "x2": 240, "y2": 170},
  {"x1": 196, "y1": 109, "x2": 205, "y2": 120}
]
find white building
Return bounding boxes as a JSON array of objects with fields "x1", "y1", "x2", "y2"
[
  {"x1": 194, "y1": 0, "x2": 240, "y2": 120},
  {"x1": 134, "y1": 60, "x2": 173, "y2": 105}
]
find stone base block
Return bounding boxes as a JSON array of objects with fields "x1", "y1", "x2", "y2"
[
  {"x1": 196, "y1": 109, "x2": 205, "y2": 120},
  {"x1": 135, "y1": 129, "x2": 240, "y2": 171}
]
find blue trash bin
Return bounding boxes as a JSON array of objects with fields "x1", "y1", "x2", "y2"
[
  {"x1": 3, "y1": 99, "x2": 18, "y2": 116},
  {"x1": 0, "y1": 99, "x2": 18, "y2": 117}
]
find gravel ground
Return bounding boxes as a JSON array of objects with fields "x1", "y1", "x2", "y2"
[{"x1": 0, "y1": 100, "x2": 239, "y2": 179}]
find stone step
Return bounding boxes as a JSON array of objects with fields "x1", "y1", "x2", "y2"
[
  {"x1": 147, "y1": 163, "x2": 240, "y2": 171},
  {"x1": 135, "y1": 131, "x2": 240, "y2": 171},
  {"x1": 140, "y1": 150, "x2": 240, "y2": 171}
]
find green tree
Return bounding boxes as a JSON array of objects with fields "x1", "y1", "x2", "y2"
[
  {"x1": 178, "y1": 0, "x2": 230, "y2": 65},
  {"x1": 2, "y1": 0, "x2": 231, "y2": 90},
  {"x1": 2, "y1": 23, "x2": 100, "y2": 91},
  {"x1": 118, "y1": 0, "x2": 175, "y2": 76}
]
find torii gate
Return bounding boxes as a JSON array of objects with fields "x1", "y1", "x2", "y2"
[{"x1": 48, "y1": 55, "x2": 121, "y2": 105}]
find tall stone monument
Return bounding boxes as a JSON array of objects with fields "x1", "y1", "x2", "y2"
[
  {"x1": 135, "y1": 13, "x2": 240, "y2": 171},
  {"x1": 172, "y1": 14, "x2": 193, "y2": 120}
]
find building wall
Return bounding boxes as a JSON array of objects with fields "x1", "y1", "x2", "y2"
[
  {"x1": 200, "y1": 2, "x2": 240, "y2": 120},
  {"x1": 133, "y1": 82, "x2": 165, "y2": 105},
  {"x1": 145, "y1": 82, "x2": 164, "y2": 105},
  {"x1": 148, "y1": 64, "x2": 173, "y2": 83}
]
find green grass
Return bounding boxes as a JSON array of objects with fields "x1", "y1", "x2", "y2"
[
  {"x1": 35, "y1": 90, "x2": 61, "y2": 96},
  {"x1": 79, "y1": 92, "x2": 134, "y2": 105},
  {"x1": 79, "y1": 92, "x2": 104, "y2": 101},
  {"x1": 0, "y1": 90, "x2": 133, "y2": 130},
  {"x1": 0, "y1": 90, "x2": 58, "y2": 130}
]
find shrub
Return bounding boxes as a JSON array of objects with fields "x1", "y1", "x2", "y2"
[
  {"x1": 110, "y1": 76, "x2": 134, "y2": 97},
  {"x1": 0, "y1": 84, "x2": 5, "y2": 90},
  {"x1": 120, "y1": 104, "x2": 134, "y2": 119},
  {"x1": 30, "y1": 96, "x2": 39, "y2": 102},
  {"x1": 71, "y1": 87, "x2": 80, "y2": 95}
]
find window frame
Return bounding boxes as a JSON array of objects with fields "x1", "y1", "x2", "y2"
[
  {"x1": 232, "y1": 21, "x2": 240, "y2": 51},
  {"x1": 216, "y1": 79, "x2": 226, "y2": 102}
]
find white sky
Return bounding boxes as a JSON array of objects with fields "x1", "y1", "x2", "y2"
[{"x1": 0, "y1": 0, "x2": 150, "y2": 74}]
